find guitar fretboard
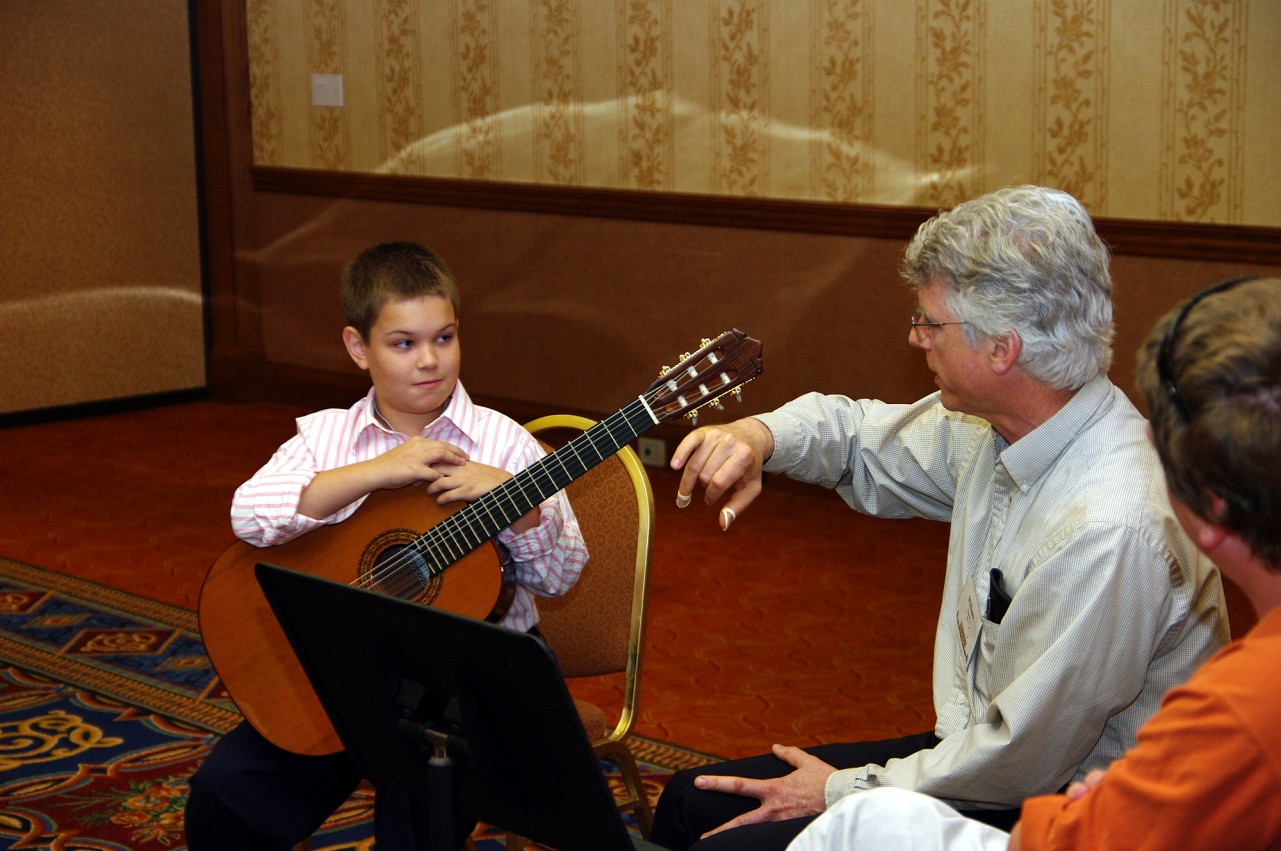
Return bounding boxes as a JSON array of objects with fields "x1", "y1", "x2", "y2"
[{"x1": 405, "y1": 397, "x2": 657, "y2": 578}]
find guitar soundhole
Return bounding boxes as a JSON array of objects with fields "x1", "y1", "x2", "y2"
[{"x1": 358, "y1": 529, "x2": 442, "y2": 605}]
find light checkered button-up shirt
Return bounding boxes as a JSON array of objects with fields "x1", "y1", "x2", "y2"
[
  {"x1": 755, "y1": 374, "x2": 1228, "y2": 811},
  {"x1": 229, "y1": 382, "x2": 587, "y2": 632}
]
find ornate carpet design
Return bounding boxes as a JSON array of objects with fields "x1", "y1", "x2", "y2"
[{"x1": 0, "y1": 557, "x2": 716, "y2": 849}]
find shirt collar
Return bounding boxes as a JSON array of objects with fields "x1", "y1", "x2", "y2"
[
  {"x1": 354, "y1": 381, "x2": 478, "y2": 442},
  {"x1": 996, "y1": 374, "x2": 1114, "y2": 491},
  {"x1": 422, "y1": 380, "x2": 478, "y2": 441}
]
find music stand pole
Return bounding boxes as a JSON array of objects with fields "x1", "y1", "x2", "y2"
[{"x1": 399, "y1": 719, "x2": 460, "y2": 850}]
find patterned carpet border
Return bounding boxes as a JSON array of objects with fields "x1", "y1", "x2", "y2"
[{"x1": 0, "y1": 557, "x2": 719, "y2": 774}]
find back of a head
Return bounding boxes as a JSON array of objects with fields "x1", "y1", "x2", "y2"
[
  {"x1": 1138, "y1": 276, "x2": 1281, "y2": 569},
  {"x1": 340, "y1": 241, "x2": 460, "y2": 339},
  {"x1": 901, "y1": 185, "x2": 1114, "y2": 391}
]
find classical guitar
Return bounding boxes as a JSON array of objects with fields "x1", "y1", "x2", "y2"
[{"x1": 198, "y1": 329, "x2": 763, "y2": 756}]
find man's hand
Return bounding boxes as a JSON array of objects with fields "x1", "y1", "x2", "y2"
[
  {"x1": 671, "y1": 418, "x2": 774, "y2": 530},
  {"x1": 694, "y1": 744, "x2": 835, "y2": 839}
]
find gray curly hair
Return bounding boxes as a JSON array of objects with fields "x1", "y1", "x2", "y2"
[{"x1": 901, "y1": 185, "x2": 1115, "y2": 391}]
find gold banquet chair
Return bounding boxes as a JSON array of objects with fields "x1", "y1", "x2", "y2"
[{"x1": 508, "y1": 414, "x2": 657, "y2": 846}]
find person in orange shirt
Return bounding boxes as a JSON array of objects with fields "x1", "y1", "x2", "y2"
[{"x1": 785, "y1": 274, "x2": 1281, "y2": 851}]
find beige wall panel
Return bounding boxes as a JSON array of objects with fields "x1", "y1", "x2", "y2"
[
  {"x1": 272, "y1": 2, "x2": 310, "y2": 169},
  {"x1": 1242, "y1": 4, "x2": 1281, "y2": 225},
  {"x1": 868, "y1": 2, "x2": 921, "y2": 203},
  {"x1": 247, "y1": 0, "x2": 284, "y2": 165},
  {"x1": 616, "y1": 0, "x2": 676, "y2": 190},
  {"x1": 415, "y1": 4, "x2": 453, "y2": 147},
  {"x1": 0, "y1": 0, "x2": 203, "y2": 414},
  {"x1": 1106, "y1": 1, "x2": 1165, "y2": 220},
  {"x1": 766, "y1": 1, "x2": 814, "y2": 199},
  {"x1": 491, "y1": 2, "x2": 539, "y2": 182},
  {"x1": 342, "y1": 2, "x2": 382, "y2": 170},
  {"x1": 669, "y1": 2, "x2": 716, "y2": 194}
]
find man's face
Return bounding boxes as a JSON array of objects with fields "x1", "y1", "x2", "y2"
[{"x1": 909, "y1": 280, "x2": 994, "y2": 417}]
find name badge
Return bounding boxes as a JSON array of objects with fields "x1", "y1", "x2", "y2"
[{"x1": 957, "y1": 576, "x2": 982, "y2": 662}]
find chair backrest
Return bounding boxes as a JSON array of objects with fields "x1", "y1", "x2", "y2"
[{"x1": 525, "y1": 415, "x2": 655, "y2": 744}]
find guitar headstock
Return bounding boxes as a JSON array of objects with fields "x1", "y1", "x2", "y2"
[{"x1": 645, "y1": 329, "x2": 763, "y2": 424}]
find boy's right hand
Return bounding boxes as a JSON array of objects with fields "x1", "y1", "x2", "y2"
[
  {"x1": 374, "y1": 437, "x2": 468, "y2": 489},
  {"x1": 297, "y1": 438, "x2": 467, "y2": 521}
]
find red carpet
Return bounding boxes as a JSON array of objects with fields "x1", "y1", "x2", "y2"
[
  {"x1": 0, "y1": 556, "x2": 701, "y2": 848},
  {"x1": 0, "y1": 399, "x2": 1250, "y2": 763}
]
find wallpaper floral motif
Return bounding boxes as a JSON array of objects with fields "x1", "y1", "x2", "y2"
[
  {"x1": 246, "y1": 0, "x2": 1280, "y2": 225},
  {"x1": 1162, "y1": 0, "x2": 1247, "y2": 222}
]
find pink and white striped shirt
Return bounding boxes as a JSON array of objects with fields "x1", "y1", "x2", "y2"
[{"x1": 229, "y1": 382, "x2": 587, "y2": 631}]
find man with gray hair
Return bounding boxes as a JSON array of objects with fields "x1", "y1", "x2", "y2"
[{"x1": 649, "y1": 185, "x2": 1228, "y2": 851}]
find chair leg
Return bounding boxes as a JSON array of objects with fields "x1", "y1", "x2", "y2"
[{"x1": 596, "y1": 739, "x2": 654, "y2": 838}]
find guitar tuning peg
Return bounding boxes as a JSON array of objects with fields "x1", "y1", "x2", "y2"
[
  {"x1": 700, "y1": 337, "x2": 713, "y2": 348},
  {"x1": 689, "y1": 409, "x2": 699, "y2": 426},
  {"x1": 658, "y1": 365, "x2": 672, "y2": 377},
  {"x1": 712, "y1": 397, "x2": 725, "y2": 411},
  {"x1": 732, "y1": 387, "x2": 745, "y2": 402}
]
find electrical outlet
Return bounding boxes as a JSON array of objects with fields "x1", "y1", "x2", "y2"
[
  {"x1": 637, "y1": 437, "x2": 667, "y2": 468},
  {"x1": 310, "y1": 73, "x2": 344, "y2": 107}
]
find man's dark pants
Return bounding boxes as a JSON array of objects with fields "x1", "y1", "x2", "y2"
[{"x1": 650, "y1": 731, "x2": 1021, "y2": 851}]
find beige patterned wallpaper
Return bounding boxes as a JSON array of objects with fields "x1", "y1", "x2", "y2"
[{"x1": 246, "y1": 0, "x2": 1281, "y2": 226}]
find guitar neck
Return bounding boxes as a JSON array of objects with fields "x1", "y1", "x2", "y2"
[
  {"x1": 412, "y1": 397, "x2": 657, "y2": 568},
  {"x1": 405, "y1": 327, "x2": 762, "y2": 576}
]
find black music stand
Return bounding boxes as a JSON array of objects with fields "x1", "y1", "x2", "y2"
[{"x1": 254, "y1": 562, "x2": 669, "y2": 851}]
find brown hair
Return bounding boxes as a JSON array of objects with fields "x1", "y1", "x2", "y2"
[
  {"x1": 1137, "y1": 276, "x2": 1281, "y2": 568},
  {"x1": 340, "y1": 242, "x2": 460, "y2": 339}
]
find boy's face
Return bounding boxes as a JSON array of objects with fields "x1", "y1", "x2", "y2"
[{"x1": 342, "y1": 294, "x2": 460, "y2": 434}]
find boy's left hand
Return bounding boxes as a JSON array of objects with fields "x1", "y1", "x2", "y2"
[
  {"x1": 425, "y1": 460, "x2": 511, "y2": 504},
  {"x1": 427, "y1": 460, "x2": 541, "y2": 533}
]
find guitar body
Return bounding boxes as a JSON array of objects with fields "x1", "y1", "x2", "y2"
[{"x1": 198, "y1": 486, "x2": 510, "y2": 756}]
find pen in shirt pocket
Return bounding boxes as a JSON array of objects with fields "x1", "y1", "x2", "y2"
[{"x1": 987, "y1": 567, "x2": 1013, "y2": 624}]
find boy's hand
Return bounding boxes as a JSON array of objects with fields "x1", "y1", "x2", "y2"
[
  {"x1": 427, "y1": 461, "x2": 541, "y2": 533},
  {"x1": 374, "y1": 437, "x2": 468, "y2": 488},
  {"x1": 297, "y1": 437, "x2": 466, "y2": 521},
  {"x1": 426, "y1": 460, "x2": 511, "y2": 504},
  {"x1": 1064, "y1": 768, "x2": 1106, "y2": 801}
]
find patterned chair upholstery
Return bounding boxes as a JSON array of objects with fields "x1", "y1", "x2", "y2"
[{"x1": 514, "y1": 414, "x2": 656, "y2": 845}]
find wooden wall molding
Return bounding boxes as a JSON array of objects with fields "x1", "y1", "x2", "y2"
[{"x1": 252, "y1": 165, "x2": 1281, "y2": 265}]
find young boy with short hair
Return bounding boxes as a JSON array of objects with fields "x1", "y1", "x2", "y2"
[{"x1": 185, "y1": 241, "x2": 588, "y2": 849}]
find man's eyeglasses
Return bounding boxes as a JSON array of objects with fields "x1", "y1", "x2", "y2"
[{"x1": 911, "y1": 308, "x2": 967, "y2": 343}]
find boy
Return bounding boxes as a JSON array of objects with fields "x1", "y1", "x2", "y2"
[{"x1": 185, "y1": 241, "x2": 588, "y2": 849}]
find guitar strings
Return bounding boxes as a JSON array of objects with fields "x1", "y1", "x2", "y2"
[
  {"x1": 349, "y1": 388, "x2": 666, "y2": 598},
  {"x1": 351, "y1": 349, "x2": 733, "y2": 600},
  {"x1": 350, "y1": 397, "x2": 648, "y2": 597}
]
